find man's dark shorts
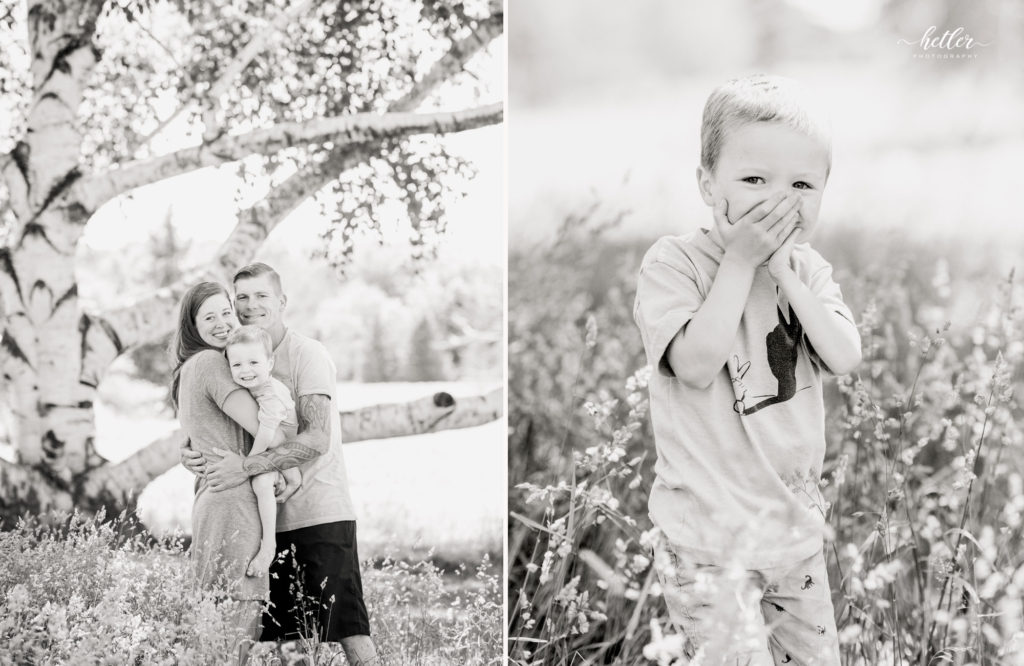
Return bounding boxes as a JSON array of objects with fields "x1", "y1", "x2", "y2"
[{"x1": 261, "y1": 520, "x2": 371, "y2": 641}]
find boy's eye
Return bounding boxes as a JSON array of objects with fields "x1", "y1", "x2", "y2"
[
  {"x1": 741, "y1": 176, "x2": 764, "y2": 185},
  {"x1": 793, "y1": 181, "x2": 813, "y2": 190}
]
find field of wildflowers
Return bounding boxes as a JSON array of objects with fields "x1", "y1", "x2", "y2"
[
  {"x1": 508, "y1": 212, "x2": 1024, "y2": 665},
  {"x1": 0, "y1": 510, "x2": 501, "y2": 665}
]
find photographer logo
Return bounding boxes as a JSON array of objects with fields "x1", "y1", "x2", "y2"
[{"x1": 897, "y1": 26, "x2": 992, "y2": 59}]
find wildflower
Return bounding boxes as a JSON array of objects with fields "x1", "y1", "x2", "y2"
[
  {"x1": 6, "y1": 584, "x2": 30, "y2": 611},
  {"x1": 838, "y1": 623, "x2": 862, "y2": 644},
  {"x1": 539, "y1": 550, "x2": 554, "y2": 584},
  {"x1": 643, "y1": 619, "x2": 688, "y2": 665},
  {"x1": 585, "y1": 314, "x2": 598, "y2": 348}
]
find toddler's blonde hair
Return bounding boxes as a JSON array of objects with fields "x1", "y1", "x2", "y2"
[
  {"x1": 225, "y1": 325, "x2": 273, "y2": 358},
  {"x1": 701, "y1": 74, "x2": 832, "y2": 176}
]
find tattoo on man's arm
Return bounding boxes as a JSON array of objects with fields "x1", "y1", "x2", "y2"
[
  {"x1": 241, "y1": 394, "x2": 330, "y2": 475},
  {"x1": 242, "y1": 442, "x2": 321, "y2": 475},
  {"x1": 295, "y1": 394, "x2": 330, "y2": 439}
]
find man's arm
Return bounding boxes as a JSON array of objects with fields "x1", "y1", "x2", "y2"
[
  {"x1": 206, "y1": 392, "x2": 328, "y2": 492},
  {"x1": 180, "y1": 438, "x2": 206, "y2": 476},
  {"x1": 241, "y1": 393, "x2": 330, "y2": 476}
]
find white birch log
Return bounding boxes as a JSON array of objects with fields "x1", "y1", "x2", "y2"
[{"x1": 76, "y1": 388, "x2": 504, "y2": 508}]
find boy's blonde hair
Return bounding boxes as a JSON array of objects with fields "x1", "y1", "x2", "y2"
[
  {"x1": 701, "y1": 74, "x2": 832, "y2": 176},
  {"x1": 225, "y1": 325, "x2": 273, "y2": 358}
]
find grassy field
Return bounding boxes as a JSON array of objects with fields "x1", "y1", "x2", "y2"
[
  {"x1": 0, "y1": 511, "x2": 501, "y2": 665},
  {"x1": 508, "y1": 215, "x2": 1024, "y2": 664}
]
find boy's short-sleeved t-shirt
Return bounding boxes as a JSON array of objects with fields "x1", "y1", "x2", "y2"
[
  {"x1": 634, "y1": 229, "x2": 855, "y2": 569},
  {"x1": 250, "y1": 376, "x2": 297, "y2": 432},
  {"x1": 272, "y1": 330, "x2": 356, "y2": 532}
]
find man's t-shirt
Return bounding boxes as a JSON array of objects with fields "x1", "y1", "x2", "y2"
[
  {"x1": 633, "y1": 229, "x2": 855, "y2": 568},
  {"x1": 272, "y1": 329, "x2": 357, "y2": 532}
]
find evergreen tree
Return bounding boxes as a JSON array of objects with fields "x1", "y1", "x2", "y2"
[{"x1": 406, "y1": 315, "x2": 446, "y2": 381}]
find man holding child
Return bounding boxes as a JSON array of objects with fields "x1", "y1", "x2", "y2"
[{"x1": 181, "y1": 262, "x2": 378, "y2": 665}]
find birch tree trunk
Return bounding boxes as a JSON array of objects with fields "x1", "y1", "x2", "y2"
[{"x1": 0, "y1": 0, "x2": 504, "y2": 524}]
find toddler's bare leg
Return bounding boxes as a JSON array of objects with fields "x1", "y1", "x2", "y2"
[{"x1": 247, "y1": 472, "x2": 278, "y2": 577}]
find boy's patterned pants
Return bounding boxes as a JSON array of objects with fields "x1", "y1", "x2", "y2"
[{"x1": 653, "y1": 538, "x2": 841, "y2": 665}]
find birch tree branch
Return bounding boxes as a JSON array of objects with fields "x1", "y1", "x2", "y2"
[
  {"x1": 78, "y1": 387, "x2": 504, "y2": 507},
  {"x1": 75, "y1": 103, "x2": 502, "y2": 212},
  {"x1": 132, "y1": 0, "x2": 317, "y2": 154},
  {"x1": 202, "y1": 0, "x2": 316, "y2": 140},
  {"x1": 395, "y1": 10, "x2": 504, "y2": 112},
  {"x1": 207, "y1": 0, "x2": 316, "y2": 103}
]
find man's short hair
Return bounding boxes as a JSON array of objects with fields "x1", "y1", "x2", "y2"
[
  {"x1": 701, "y1": 74, "x2": 832, "y2": 176},
  {"x1": 225, "y1": 325, "x2": 273, "y2": 358},
  {"x1": 233, "y1": 262, "x2": 284, "y2": 295}
]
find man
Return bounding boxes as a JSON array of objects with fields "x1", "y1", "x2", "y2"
[{"x1": 181, "y1": 262, "x2": 378, "y2": 666}]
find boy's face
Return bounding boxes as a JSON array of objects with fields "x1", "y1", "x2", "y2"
[
  {"x1": 226, "y1": 341, "x2": 273, "y2": 389},
  {"x1": 697, "y1": 121, "x2": 830, "y2": 242}
]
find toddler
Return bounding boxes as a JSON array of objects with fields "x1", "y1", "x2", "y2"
[
  {"x1": 224, "y1": 325, "x2": 301, "y2": 577},
  {"x1": 633, "y1": 75, "x2": 861, "y2": 664}
]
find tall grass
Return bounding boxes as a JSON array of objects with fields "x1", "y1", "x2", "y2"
[
  {"x1": 508, "y1": 212, "x2": 1024, "y2": 664},
  {"x1": 0, "y1": 511, "x2": 502, "y2": 665}
]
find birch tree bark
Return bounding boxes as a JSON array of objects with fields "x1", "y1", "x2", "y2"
[{"x1": 0, "y1": 0, "x2": 504, "y2": 522}]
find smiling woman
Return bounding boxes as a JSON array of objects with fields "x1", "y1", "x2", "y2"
[{"x1": 170, "y1": 281, "x2": 265, "y2": 660}]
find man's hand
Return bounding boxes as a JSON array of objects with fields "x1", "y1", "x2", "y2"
[
  {"x1": 715, "y1": 193, "x2": 801, "y2": 268},
  {"x1": 180, "y1": 441, "x2": 208, "y2": 477},
  {"x1": 275, "y1": 472, "x2": 302, "y2": 504},
  {"x1": 205, "y1": 448, "x2": 251, "y2": 492}
]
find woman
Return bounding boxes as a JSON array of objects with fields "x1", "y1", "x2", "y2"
[{"x1": 170, "y1": 281, "x2": 266, "y2": 652}]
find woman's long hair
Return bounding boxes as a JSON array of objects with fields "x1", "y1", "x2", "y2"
[{"x1": 169, "y1": 281, "x2": 231, "y2": 412}]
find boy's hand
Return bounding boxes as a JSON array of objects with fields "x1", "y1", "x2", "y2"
[
  {"x1": 768, "y1": 226, "x2": 800, "y2": 280},
  {"x1": 275, "y1": 471, "x2": 301, "y2": 504},
  {"x1": 714, "y1": 193, "x2": 800, "y2": 268}
]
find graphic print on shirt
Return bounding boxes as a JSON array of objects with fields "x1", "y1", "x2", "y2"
[{"x1": 730, "y1": 304, "x2": 811, "y2": 415}]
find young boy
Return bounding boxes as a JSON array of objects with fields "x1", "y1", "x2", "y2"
[
  {"x1": 224, "y1": 325, "x2": 302, "y2": 577},
  {"x1": 633, "y1": 75, "x2": 861, "y2": 664}
]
